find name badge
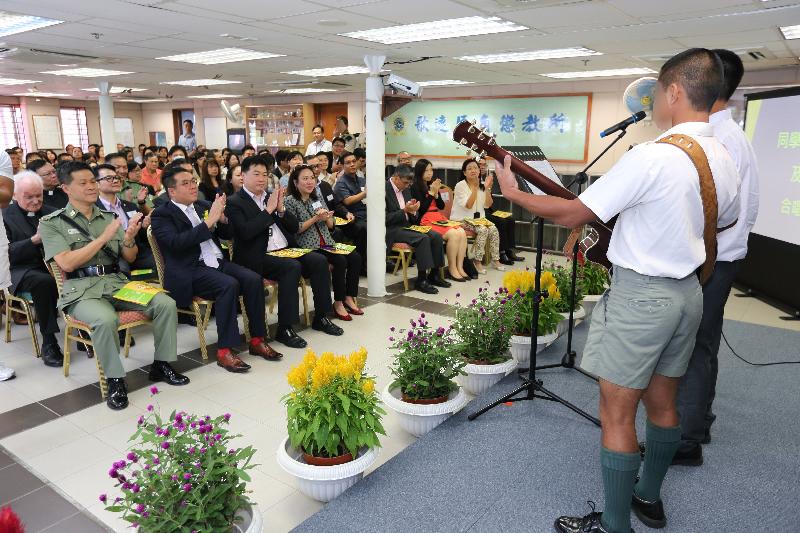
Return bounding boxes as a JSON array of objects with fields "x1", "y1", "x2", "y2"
[
  {"x1": 440, "y1": 191, "x2": 450, "y2": 203},
  {"x1": 311, "y1": 201, "x2": 322, "y2": 210},
  {"x1": 326, "y1": 194, "x2": 334, "y2": 202},
  {"x1": 125, "y1": 210, "x2": 137, "y2": 219},
  {"x1": 360, "y1": 186, "x2": 365, "y2": 192},
  {"x1": 67, "y1": 228, "x2": 80, "y2": 235}
]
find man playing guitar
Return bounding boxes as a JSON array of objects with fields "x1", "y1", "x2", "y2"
[{"x1": 494, "y1": 49, "x2": 740, "y2": 532}]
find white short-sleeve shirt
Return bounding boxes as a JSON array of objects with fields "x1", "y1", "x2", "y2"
[
  {"x1": 578, "y1": 121, "x2": 740, "y2": 279},
  {"x1": 709, "y1": 109, "x2": 759, "y2": 262}
]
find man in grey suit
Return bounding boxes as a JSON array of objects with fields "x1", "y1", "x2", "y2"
[{"x1": 385, "y1": 164, "x2": 450, "y2": 294}]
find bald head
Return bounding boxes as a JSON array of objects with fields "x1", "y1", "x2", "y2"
[{"x1": 14, "y1": 171, "x2": 44, "y2": 213}]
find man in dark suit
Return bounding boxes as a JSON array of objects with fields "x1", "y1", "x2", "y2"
[
  {"x1": 27, "y1": 159, "x2": 68, "y2": 210},
  {"x1": 385, "y1": 164, "x2": 450, "y2": 294},
  {"x1": 2, "y1": 171, "x2": 63, "y2": 366},
  {"x1": 150, "y1": 165, "x2": 282, "y2": 373},
  {"x1": 226, "y1": 156, "x2": 342, "y2": 349}
]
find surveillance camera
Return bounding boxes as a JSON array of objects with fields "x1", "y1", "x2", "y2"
[{"x1": 385, "y1": 73, "x2": 422, "y2": 97}]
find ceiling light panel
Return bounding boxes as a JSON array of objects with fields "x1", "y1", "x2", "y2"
[
  {"x1": 417, "y1": 80, "x2": 474, "y2": 86},
  {"x1": 340, "y1": 16, "x2": 528, "y2": 44},
  {"x1": 41, "y1": 68, "x2": 133, "y2": 77},
  {"x1": 14, "y1": 92, "x2": 69, "y2": 97},
  {"x1": 542, "y1": 67, "x2": 657, "y2": 79},
  {"x1": 156, "y1": 47, "x2": 284, "y2": 65},
  {"x1": 186, "y1": 94, "x2": 242, "y2": 99},
  {"x1": 160, "y1": 79, "x2": 242, "y2": 86},
  {"x1": 0, "y1": 78, "x2": 40, "y2": 85},
  {"x1": 283, "y1": 66, "x2": 370, "y2": 77},
  {"x1": 456, "y1": 47, "x2": 602, "y2": 63},
  {"x1": 0, "y1": 11, "x2": 62, "y2": 37},
  {"x1": 780, "y1": 24, "x2": 800, "y2": 39},
  {"x1": 268, "y1": 88, "x2": 337, "y2": 93}
]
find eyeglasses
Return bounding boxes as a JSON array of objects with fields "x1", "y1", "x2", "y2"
[
  {"x1": 96, "y1": 175, "x2": 123, "y2": 183},
  {"x1": 176, "y1": 179, "x2": 199, "y2": 187}
]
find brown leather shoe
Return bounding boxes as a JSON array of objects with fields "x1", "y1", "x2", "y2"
[
  {"x1": 216, "y1": 352, "x2": 250, "y2": 373},
  {"x1": 249, "y1": 342, "x2": 283, "y2": 360},
  {"x1": 13, "y1": 314, "x2": 28, "y2": 326}
]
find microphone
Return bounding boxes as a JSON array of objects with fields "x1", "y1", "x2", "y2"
[{"x1": 599, "y1": 110, "x2": 646, "y2": 138}]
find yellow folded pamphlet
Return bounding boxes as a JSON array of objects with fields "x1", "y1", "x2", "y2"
[
  {"x1": 432, "y1": 220, "x2": 462, "y2": 228},
  {"x1": 113, "y1": 281, "x2": 165, "y2": 306},
  {"x1": 267, "y1": 248, "x2": 313, "y2": 258},
  {"x1": 407, "y1": 225, "x2": 431, "y2": 233},
  {"x1": 470, "y1": 217, "x2": 495, "y2": 227},
  {"x1": 491, "y1": 210, "x2": 512, "y2": 218},
  {"x1": 334, "y1": 217, "x2": 351, "y2": 226}
]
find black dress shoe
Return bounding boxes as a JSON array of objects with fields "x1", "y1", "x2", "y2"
[
  {"x1": 507, "y1": 249, "x2": 524, "y2": 262},
  {"x1": 275, "y1": 326, "x2": 308, "y2": 349},
  {"x1": 41, "y1": 342, "x2": 64, "y2": 368},
  {"x1": 555, "y1": 506, "x2": 633, "y2": 533},
  {"x1": 148, "y1": 361, "x2": 190, "y2": 386},
  {"x1": 414, "y1": 280, "x2": 439, "y2": 295},
  {"x1": 702, "y1": 428, "x2": 711, "y2": 444},
  {"x1": 119, "y1": 331, "x2": 135, "y2": 347},
  {"x1": 428, "y1": 276, "x2": 451, "y2": 289},
  {"x1": 498, "y1": 252, "x2": 514, "y2": 266},
  {"x1": 631, "y1": 492, "x2": 666, "y2": 529},
  {"x1": 638, "y1": 442, "x2": 703, "y2": 466},
  {"x1": 178, "y1": 314, "x2": 197, "y2": 326},
  {"x1": 106, "y1": 378, "x2": 129, "y2": 410},
  {"x1": 446, "y1": 273, "x2": 467, "y2": 283},
  {"x1": 312, "y1": 317, "x2": 344, "y2": 336}
]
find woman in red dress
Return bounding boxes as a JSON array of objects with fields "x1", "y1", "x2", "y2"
[{"x1": 411, "y1": 159, "x2": 469, "y2": 282}]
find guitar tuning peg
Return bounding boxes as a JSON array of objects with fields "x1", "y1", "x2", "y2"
[
  {"x1": 470, "y1": 119, "x2": 477, "y2": 125},
  {"x1": 459, "y1": 138, "x2": 467, "y2": 145},
  {"x1": 480, "y1": 150, "x2": 486, "y2": 157},
  {"x1": 492, "y1": 132, "x2": 497, "y2": 139},
  {"x1": 470, "y1": 143, "x2": 478, "y2": 151}
]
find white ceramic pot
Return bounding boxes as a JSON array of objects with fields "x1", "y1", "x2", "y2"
[
  {"x1": 458, "y1": 358, "x2": 518, "y2": 396},
  {"x1": 509, "y1": 331, "x2": 559, "y2": 366},
  {"x1": 232, "y1": 503, "x2": 263, "y2": 533},
  {"x1": 557, "y1": 305, "x2": 586, "y2": 336},
  {"x1": 382, "y1": 385, "x2": 468, "y2": 437},
  {"x1": 276, "y1": 437, "x2": 378, "y2": 503},
  {"x1": 581, "y1": 294, "x2": 603, "y2": 317}
]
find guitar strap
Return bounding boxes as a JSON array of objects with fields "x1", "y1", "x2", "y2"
[{"x1": 655, "y1": 134, "x2": 718, "y2": 285}]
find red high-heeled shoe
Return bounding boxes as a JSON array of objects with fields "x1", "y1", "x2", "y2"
[
  {"x1": 344, "y1": 303, "x2": 364, "y2": 316},
  {"x1": 333, "y1": 310, "x2": 353, "y2": 321}
]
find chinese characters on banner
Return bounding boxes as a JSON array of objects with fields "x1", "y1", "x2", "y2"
[{"x1": 778, "y1": 132, "x2": 800, "y2": 219}]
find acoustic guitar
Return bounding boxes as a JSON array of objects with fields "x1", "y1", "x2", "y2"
[{"x1": 452, "y1": 120, "x2": 614, "y2": 268}]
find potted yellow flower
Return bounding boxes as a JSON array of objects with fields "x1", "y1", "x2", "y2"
[
  {"x1": 277, "y1": 348, "x2": 385, "y2": 502},
  {"x1": 502, "y1": 269, "x2": 563, "y2": 367}
]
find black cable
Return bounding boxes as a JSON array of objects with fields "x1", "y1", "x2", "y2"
[
  {"x1": 383, "y1": 56, "x2": 442, "y2": 65},
  {"x1": 721, "y1": 329, "x2": 800, "y2": 366}
]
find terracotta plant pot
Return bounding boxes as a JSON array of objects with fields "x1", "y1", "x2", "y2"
[
  {"x1": 302, "y1": 451, "x2": 354, "y2": 466},
  {"x1": 401, "y1": 394, "x2": 449, "y2": 405}
]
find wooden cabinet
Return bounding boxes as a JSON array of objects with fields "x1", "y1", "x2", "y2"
[{"x1": 244, "y1": 103, "x2": 314, "y2": 152}]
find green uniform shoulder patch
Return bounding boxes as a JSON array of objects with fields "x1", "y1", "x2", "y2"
[{"x1": 40, "y1": 208, "x2": 66, "y2": 221}]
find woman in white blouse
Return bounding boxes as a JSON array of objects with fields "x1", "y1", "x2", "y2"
[{"x1": 451, "y1": 159, "x2": 504, "y2": 273}]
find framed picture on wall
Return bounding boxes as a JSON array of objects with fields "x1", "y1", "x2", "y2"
[{"x1": 32, "y1": 115, "x2": 63, "y2": 150}]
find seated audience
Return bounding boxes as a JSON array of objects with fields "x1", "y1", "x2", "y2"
[
  {"x1": 223, "y1": 152, "x2": 240, "y2": 180},
  {"x1": 333, "y1": 152, "x2": 368, "y2": 274},
  {"x1": 330, "y1": 137, "x2": 346, "y2": 174},
  {"x1": 411, "y1": 159, "x2": 470, "y2": 282},
  {"x1": 225, "y1": 163, "x2": 243, "y2": 195},
  {"x1": 397, "y1": 151, "x2": 412, "y2": 166},
  {"x1": 168, "y1": 145, "x2": 188, "y2": 164},
  {"x1": 226, "y1": 156, "x2": 343, "y2": 349},
  {"x1": 27, "y1": 159, "x2": 68, "y2": 210},
  {"x1": 477, "y1": 156, "x2": 523, "y2": 263},
  {"x1": 452, "y1": 159, "x2": 506, "y2": 273},
  {"x1": 278, "y1": 151, "x2": 304, "y2": 188},
  {"x1": 120, "y1": 159, "x2": 156, "y2": 214},
  {"x1": 45, "y1": 150, "x2": 58, "y2": 166},
  {"x1": 284, "y1": 164, "x2": 364, "y2": 320},
  {"x1": 241, "y1": 144, "x2": 256, "y2": 159},
  {"x1": 140, "y1": 152, "x2": 163, "y2": 192},
  {"x1": 71, "y1": 146, "x2": 84, "y2": 160},
  {"x1": 385, "y1": 164, "x2": 451, "y2": 294},
  {"x1": 353, "y1": 147, "x2": 366, "y2": 179},
  {"x1": 3, "y1": 171, "x2": 63, "y2": 367},
  {"x1": 40, "y1": 161, "x2": 188, "y2": 410},
  {"x1": 151, "y1": 165, "x2": 282, "y2": 373},
  {"x1": 305, "y1": 124, "x2": 332, "y2": 157},
  {"x1": 56, "y1": 153, "x2": 74, "y2": 165},
  {"x1": 25, "y1": 152, "x2": 43, "y2": 165},
  {"x1": 199, "y1": 158, "x2": 225, "y2": 200},
  {"x1": 315, "y1": 152, "x2": 334, "y2": 187},
  {"x1": 272, "y1": 150, "x2": 289, "y2": 181}
]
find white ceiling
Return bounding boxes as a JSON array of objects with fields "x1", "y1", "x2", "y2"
[{"x1": 0, "y1": 0, "x2": 799, "y2": 101}]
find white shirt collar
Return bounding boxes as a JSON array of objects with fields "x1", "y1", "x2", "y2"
[
  {"x1": 657, "y1": 121, "x2": 713, "y2": 140},
  {"x1": 709, "y1": 108, "x2": 732, "y2": 126},
  {"x1": 99, "y1": 195, "x2": 120, "y2": 209},
  {"x1": 171, "y1": 199, "x2": 194, "y2": 212},
  {"x1": 243, "y1": 185, "x2": 266, "y2": 204}
]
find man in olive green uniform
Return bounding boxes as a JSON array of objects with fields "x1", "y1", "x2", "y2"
[{"x1": 39, "y1": 161, "x2": 189, "y2": 410}]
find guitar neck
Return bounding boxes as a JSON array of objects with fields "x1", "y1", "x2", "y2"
[{"x1": 487, "y1": 145, "x2": 577, "y2": 201}]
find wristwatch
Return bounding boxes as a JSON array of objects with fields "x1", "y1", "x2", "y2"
[{"x1": 123, "y1": 239, "x2": 136, "y2": 248}]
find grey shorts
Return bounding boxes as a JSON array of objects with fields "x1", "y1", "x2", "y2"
[{"x1": 579, "y1": 266, "x2": 703, "y2": 390}]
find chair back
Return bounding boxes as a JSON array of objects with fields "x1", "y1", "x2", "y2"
[
  {"x1": 46, "y1": 261, "x2": 67, "y2": 297},
  {"x1": 146, "y1": 226, "x2": 167, "y2": 288},
  {"x1": 220, "y1": 239, "x2": 234, "y2": 260}
]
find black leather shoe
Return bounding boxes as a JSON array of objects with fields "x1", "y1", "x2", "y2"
[
  {"x1": 631, "y1": 492, "x2": 666, "y2": 529},
  {"x1": 428, "y1": 276, "x2": 451, "y2": 289},
  {"x1": 312, "y1": 317, "x2": 344, "y2": 336},
  {"x1": 638, "y1": 442, "x2": 703, "y2": 466},
  {"x1": 149, "y1": 361, "x2": 190, "y2": 386},
  {"x1": 106, "y1": 378, "x2": 128, "y2": 410},
  {"x1": 41, "y1": 342, "x2": 64, "y2": 368},
  {"x1": 275, "y1": 326, "x2": 308, "y2": 349},
  {"x1": 119, "y1": 331, "x2": 135, "y2": 347},
  {"x1": 554, "y1": 503, "x2": 634, "y2": 533},
  {"x1": 507, "y1": 249, "x2": 524, "y2": 262},
  {"x1": 498, "y1": 252, "x2": 514, "y2": 266},
  {"x1": 414, "y1": 280, "x2": 439, "y2": 295},
  {"x1": 178, "y1": 314, "x2": 197, "y2": 326}
]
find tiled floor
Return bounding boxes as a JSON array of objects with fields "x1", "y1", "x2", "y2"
[{"x1": 1, "y1": 253, "x2": 797, "y2": 532}]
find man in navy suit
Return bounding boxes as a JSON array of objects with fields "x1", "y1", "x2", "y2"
[{"x1": 150, "y1": 165, "x2": 282, "y2": 373}]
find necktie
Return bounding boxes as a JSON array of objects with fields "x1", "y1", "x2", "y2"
[{"x1": 185, "y1": 206, "x2": 219, "y2": 268}]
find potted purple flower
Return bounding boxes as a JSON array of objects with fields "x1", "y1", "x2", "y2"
[{"x1": 101, "y1": 387, "x2": 261, "y2": 532}]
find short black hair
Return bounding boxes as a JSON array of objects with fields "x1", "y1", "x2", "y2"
[
  {"x1": 336, "y1": 115, "x2": 348, "y2": 126},
  {"x1": 240, "y1": 155, "x2": 267, "y2": 174},
  {"x1": 104, "y1": 152, "x2": 127, "y2": 163},
  {"x1": 658, "y1": 48, "x2": 723, "y2": 112},
  {"x1": 353, "y1": 147, "x2": 366, "y2": 160},
  {"x1": 339, "y1": 151, "x2": 354, "y2": 165},
  {"x1": 168, "y1": 145, "x2": 187, "y2": 158},
  {"x1": 287, "y1": 150, "x2": 303, "y2": 161},
  {"x1": 144, "y1": 152, "x2": 158, "y2": 161},
  {"x1": 183, "y1": 119, "x2": 193, "y2": 127},
  {"x1": 260, "y1": 152, "x2": 275, "y2": 170},
  {"x1": 241, "y1": 144, "x2": 255, "y2": 153},
  {"x1": 26, "y1": 159, "x2": 49, "y2": 173},
  {"x1": 312, "y1": 124, "x2": 324, "y2": 133},
  {"x1": 57, "y1": 153, "x2": 73, "y2": 162},
  {"x1": 88, "y1": 143, "x2": 100, "y2": 151},
  {"x1": 393, "y1": 164, "x2": 414, "y2": 180},
  {"x1": 712, "y1": 49, "x2": 744, "y2": 102},
  {"x1": 286, "y1": 165, "x2": 317, "y2": 201},
  {"x1": 25, "y1": 151, "x2": 43, "y2": 163},
  {"x1": 58, "y1": 161, "x2": 94, "y2": 185},
  {"x1": 161, "y1": 164, "x2": 192, "y2": 192},
  {"x1": 95, "y1": 163, "x2": 116, "y2": 174},
  {"x1": 127, "y1": 161, "x2": 140, "y2": 172},
  {"x1": 165, "y1": 159, "x2": 192, "y2": 171},
  {"x1": 332, "y1": 137, "x2": 345, "y2": 146},
  {"x1": 274, "y1": 149, "x2": 288, "y2": 164}
]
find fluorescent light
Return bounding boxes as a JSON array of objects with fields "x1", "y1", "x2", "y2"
[
  {"x1": 161, "y1": 79, "x2": 241, "y2": 86},
  {"x1": 780, "y1": 24, "x2": 800, "y2": 39},
  {"x1": 41, "y1": 68, "x2": 134, "y2": 77},
  {"x1": 186, "y1": 94, "x2": 242, "y2": 99},
  {"x1": 268, "y1": 88, "x2": 337, "y2": 94},
  {"x1": 283, "y1": 66, "x2": 370, "y2": 77},
  {"x1": 14, "y1": 92, "x2": 69, "y2": 97},
  {"x1": 340, "y1": 16, "x2": 527, "y2": 44},
  {"x1": 156, "y1": 47, "x2": 284, "y2": 65},
  {"x1": 417, "y1": 80, "x2": 474, "y2": 87},
  {"x1": 0, "y1": 77, "x2": 40, "y2": 85},
  {"x1": 82, "y1": 87, "x2": 147, "y2": 93},
  {"x1": 0, "y1": 11, "x2": 62, "y2": 37},
  {"x1": 456, "y1": 47, "x2": 602, "y2": 63},
  {"x1": 542, "y1": 67, "x2": 657, "y2": 79},
  {"x1": 116, "y1": 98, "x2": 168, "y2": 103}
]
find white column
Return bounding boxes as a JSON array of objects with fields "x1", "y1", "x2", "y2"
[
  {"x1": 96, "y1": 80, "x2": 116, "y2": 151},
  {"x1": 364, "y1": 55, "x2": 387, "y2": 297}
]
